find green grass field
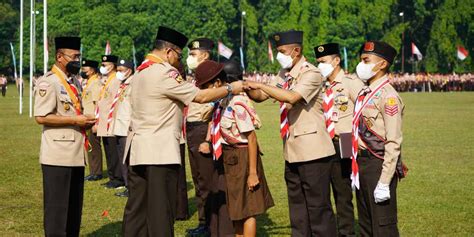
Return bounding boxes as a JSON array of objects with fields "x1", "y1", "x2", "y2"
[{"x1": 0, "y1": 83, "x2": 473, "y2": 236}]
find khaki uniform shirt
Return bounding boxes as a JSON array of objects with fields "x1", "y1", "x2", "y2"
[
  {"x1": 96, "y1": 72, "x2": 121, "y2": 137},
  {"x1": 125, "y1": 60, "x2": 199, "y2": 166},
  {"x1": 359, "y1": 75, "x2": 404, "y2": 184},
  {"x1": 34, "y1": 65, "x2": 86, "y2": 166},
  {"x1": 219, "y1": 94, "x2": 261, "y2": 145},
  {"x1": 273, "y1": 57, "x2": 336, "y2": 163},
  {"x1": 186, "y1": 102, "x2": 213, "y2": 123},
  {"x1": 325, "y1": 70, "x2": 364, "y2": 136},
  {"x1": 112, "y1": 76, "x2": 134, "y2": 137},
  {"x1": 81, "y1": 74, "x2": 101, "y2": 116}
]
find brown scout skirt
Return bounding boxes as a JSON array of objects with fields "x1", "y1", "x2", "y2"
[{"x1": 222, "y1": 145, "x2": 274, "y2": 221}]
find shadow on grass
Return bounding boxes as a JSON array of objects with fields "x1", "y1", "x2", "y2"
[
  {"x1": 257, "y1": 212, "x2": 290, "y2": 236},
  {"x1": 87, "y1": 221, "x2": 122, "y2": 237}
]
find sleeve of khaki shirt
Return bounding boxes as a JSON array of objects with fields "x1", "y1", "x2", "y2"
[
  {"x1": 379, "y1": 92, "x2": 403, "y2": 184},
  {"x1": 161, "y1": 68, "x2": 199, "y2": 106},
  {"x1": 34, "y1": 77, "x2": 57, "y2": 117},
  {"x1": 293, "y1": 70, "x2": 323, "y2": 104},
  {"x1": 348, "y1": 77, "x2": 365, "y2": 102},
  {"x1": 233, "y1": 102, "x2": 255, "y2": 134}
]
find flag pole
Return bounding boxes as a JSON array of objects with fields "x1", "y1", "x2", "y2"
[
  {"x1": 343, "y1": 47, "x2": 348, "y2": 72},
  {"x1": 43, "y1": 0, "x2": 48, "y2": 75},
  {"x1": 19, "y1": 0, "x2": 23, "y2": 114},
  {"x1": 29, "y1": 0, "x2": 34, "y2": 118},
  {"x1": 10, "y1": 43, "x2": 18, "y2": 79}
]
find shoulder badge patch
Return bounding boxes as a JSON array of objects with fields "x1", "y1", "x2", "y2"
[
  {"x1": 169, "y1": 70, "x2": 183, "y2": 83},
  {"x1": 385, "y1": 96, "x2": 399, "y2": 116}
]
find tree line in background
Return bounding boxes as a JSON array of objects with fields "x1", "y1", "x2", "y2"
[{"x1": 0, "y1": 0, "x2": 472, "y2": 78}]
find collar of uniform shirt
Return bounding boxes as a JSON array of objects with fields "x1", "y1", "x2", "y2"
[
  {"x1": 369, "y1": 74, "x2": 389, "y2": 90},
  {"x1": 288, "y1": 56, "x2": 307, "y2": 79}
]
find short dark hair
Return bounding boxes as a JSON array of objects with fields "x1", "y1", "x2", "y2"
[{"x1": 154, "y1": 40, "x2": 178, "y2": 51}]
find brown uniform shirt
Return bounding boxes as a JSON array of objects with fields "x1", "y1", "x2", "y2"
[
  {"x1": 326, "y1": 70, "x2": 364, "y2": 135},
  {"x1": 124, "y1": 59, "x2": 199, "y2": 166},
  {"x1": 34, "y1": 65, "x2": 86, "y2": 166},
  {"x1": 81, "y1": 74, "x2": 101, "y2": 116},
  {"x1": 359, "y1": 75, "x2": 404, "y2": 184},
  {"x1": 96, "y1": 72, "x2": 121, "y2": 137},
  {"x1": 273, "y1": 56, "x2": 336, "y2": 163}
]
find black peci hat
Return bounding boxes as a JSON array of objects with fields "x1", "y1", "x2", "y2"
[
  {"x1": 55, "y1": 37, "x2": 81, "y2": 51},
  {"x1": 188, "y1": 38, "x2": 215, "y2": 51},
  {"x1": 101, "y1": 55, "x2": 119, "y2": 64},
  {"x1": 81, "y1": 59, "x2": 99, "y2": 68},
  {"x1": 360, "y1": 41, "x2": 397, "y2": 64},
  {"x1": 117, "y1": 59, "x2": 134, "y2": 69},
  {"x1": 272, "y1": 30, "x2": 303, "y2": 47},
  {"x1": 314, "y1": 43, "x2": 340, "y2": 59},
  {"x1": 156, "y1": 26, "x2": 188, "y2": 49}
]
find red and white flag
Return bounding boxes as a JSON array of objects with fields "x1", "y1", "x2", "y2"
[
  {"x1": 218, "y1": 41, "x2": 233, "y2": 59},
  {"x1": 457, "y1": 45, "x2": 469, "y2": 60},
  {"x1": 411, "y1": 42, "x2": 422, "y2": 60},
  {"x1": 268, "y1": 41, "x2": 274, "y2": 63},
  {"x1": 104, "y1": 41, "x2": 111, "y2": 55}
]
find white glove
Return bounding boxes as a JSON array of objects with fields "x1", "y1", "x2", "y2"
[{"x1": 374, "y1": 182, "x2": 390, "y2": 203}]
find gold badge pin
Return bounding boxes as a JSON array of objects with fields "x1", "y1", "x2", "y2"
[
  {"x1": 337, "y1": 88, "x2": 344, "y2": 92},
  {"x1": 82, "y1": 60, "x2": 86, "y2": 64},
  {"x1": 176, "y1": 75, "x2": 184, "y2": 83},
  {"x1": 64, "y1": 103, "x2": 70, "y2": 111},
  {"x1": 366, "y1": 119, "x2": 373, "y2": 128},
  {"x1": 103, "y1": 56, "x2": 107, "y2": 61},
  {"x1": 39, "y1": 89, "x2": 46, "y2": 97},
  {"x1": 120, "y1": 60, "x2": 125, "y2": 64},
  {"x1": 318, "y1": 46, "x2": 324, "y2": 52},
  {"x1": 192, "y1": 41, "x2": 200, "y2": 49},
  {"x1": 339, "y1": 104, "x2": 348, "y2": 112},
  {"x1": 274, "y1": 35, "x2": 280, "y2": 41}
]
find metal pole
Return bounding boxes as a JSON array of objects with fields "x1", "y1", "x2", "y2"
[
  {"x1": 401, "y1": 12, "x2": 405, "y2": 73},
  {"x1": 240, "y1": 11, "x2": 246, "y2": 73},
  {"x1": 29, "y1": 0, "x2": 34, "y2": 118},
  {"x1": 43, "y1": 0, "x2": 47, "y2": 75},
  {"x1": 19, "y1": 0, "x2": 23, "y2": 114}
]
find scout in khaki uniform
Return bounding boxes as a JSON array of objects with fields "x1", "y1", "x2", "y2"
[
  {"x1": 95, "y1": 54, "x2": 125, "y2": 189},
  {"x1": 111, "y1": 59, "x2": 135, "y2": 198},
  {"x1": 121, "y1": 26, "x2": 244, "y2": 237},
  {"x1": 352, "y1": 41, "x2": 405, "y2": 237},
  {"x1": 245, "y1": 30, "x2": 337, "y2": 237},
  {"x1": 34, "y1": 36, "x2": 96, "y2": 237},
  {"x1": 81, "y1": 59, "x2": 104, "y2": 181},
  {"x1": 315, "y1": 43, "x2": 364, "y2": 237},
  {"x1": 184, "y1": 37, "x2": 215, "y2": 236}
]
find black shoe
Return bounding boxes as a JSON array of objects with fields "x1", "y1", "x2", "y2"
[
  {"x1": 115, "y1": 189, "x2": 129, "y2": 197},
  {"x1": 106, "y1": 181, "x2": 125, "y2": 189},
  {"x1": 188, "y1": 225, "x2": 209, "y2": 236},
  {"x1": 101, "y1": 180, "x2": 113, "y2": 186},
  {"x1": 84, "y1": 175, "x2": 94, "y2": 181},
  {"x1": 90, "y1": 175, "x2": 103, "y2": 181}
]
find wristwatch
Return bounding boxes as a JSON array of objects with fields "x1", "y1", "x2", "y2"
[{"x1": 226, "y1": 84, "x2": 233, "y2": 95}]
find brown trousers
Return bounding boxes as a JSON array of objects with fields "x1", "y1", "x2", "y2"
[
  {"x1": 285, "y1": 157, "x2": 337, "y2": 237},
  {"x1": 176, "y1": 143, "x2": 189, "y2": 219},
  {"x1": 356, "y1": 152, "x2": 399, "y2": 237},
  {"x1": 330, "y1": 140, "x2": 355, "y2": 237},
  {"x1": 87, "y1": 131, "x2": 103, "y2": 176}
]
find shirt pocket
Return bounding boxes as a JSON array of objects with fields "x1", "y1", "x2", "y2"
[
  {"x1": 362, "y1": 108, "x2": 380, "y2": 124},
  {"x1": 58, "y1": 95, "x2": 75, "y2": 114},
  {"x1": 293, "y1": 123, "x2": 317, "y2": 138},
  {"x1": 52, "y1": 128, "x2": 75, "y2": 142}
]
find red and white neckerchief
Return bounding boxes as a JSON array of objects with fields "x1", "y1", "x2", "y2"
[
  {"x1": 106, "y1": 82, "x2": 129, "y2": 132},
  {"x1": 350, "y1": 78, "x2": 390, "y2": 189},
  {"x1": 279, "y1": 73, "x2": 292, "y2": 140},
  {"x1": 211, "y1": 100, "x2": 223, "y2": 160},
  {"x1": 323, "y1": 81, "x2": 336, "y2": 139}
]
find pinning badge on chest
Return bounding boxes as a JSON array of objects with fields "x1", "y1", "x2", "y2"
[{"x1": 63, "y1": 103, "x2": 71, "y2": 111}]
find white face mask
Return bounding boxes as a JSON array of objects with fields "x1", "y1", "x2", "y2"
[
  {"x1": 356, "y1": 61, "x2": 380, "y2": 81},
  {"x1": 100, "y1": 66, "x2": 110, "y2": 75},
  {"x1": 116, "y1": 71, "x2": 127, "y2": 81},
  {"x1": 186, "y1": 56, "x2": 199, "y2": 70},
  {"x1": 276, "y1": 50, "x2": 294, "y2": 69},
  {"x1": 317, "y1": 62, "x2": 335, "y2": 78}
]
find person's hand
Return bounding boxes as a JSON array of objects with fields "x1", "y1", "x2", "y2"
[
  {"x1": 198, "y1": 142, "x2": 211, "y2": 154},
  {"x1": 247, "y1": 173, "x2": 260, "y2": 192},
  {"x1": 374, "y1": 182, "x2": 390, "y2": 203},
  {"x1": 243, "y1": 80, "x2": 261, "y2": 91},
  {"x1": 75, "y1": 114, "x2": 96, "y2": 128},
  {"x1": 230, "y1": 81, "x2": 243, "y2": 94}
]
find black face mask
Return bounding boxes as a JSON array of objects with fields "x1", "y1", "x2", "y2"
[
  {"x1": 80, "y1": 71, "x2": 89, "y2": 79},
  {"x1": 66, "y1": 61, "x2": 81, "y2": 75}
]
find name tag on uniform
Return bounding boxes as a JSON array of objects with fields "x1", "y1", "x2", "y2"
[{"x1": 331, "y1": 111, "x2": 339, "y2": 122}]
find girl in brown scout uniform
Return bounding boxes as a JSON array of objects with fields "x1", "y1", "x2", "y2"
[{"x1": 195, "y1": 60, "x2": 274, "y2": 237}]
